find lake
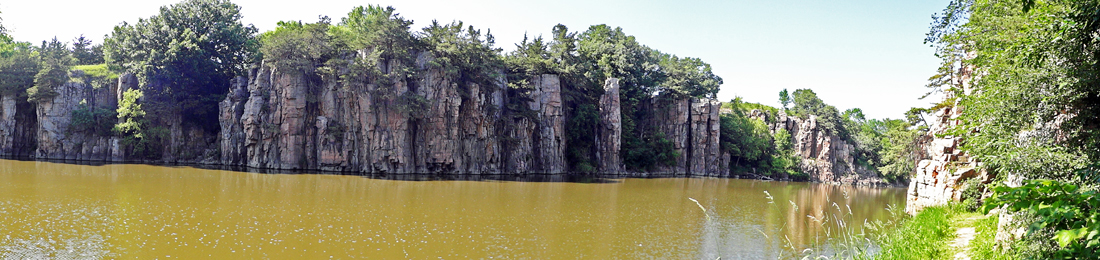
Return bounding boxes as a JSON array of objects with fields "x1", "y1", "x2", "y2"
[{"x1": 0, "y1": 159, "x2": 906, "y2": 259}]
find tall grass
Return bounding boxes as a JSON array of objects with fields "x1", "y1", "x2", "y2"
[
  {"x1": 968, "y1": 214, "x2": 1015, "y2": 260},
  {"x1": 865, "y1": 206, "x2": 956, "y2": 260}
]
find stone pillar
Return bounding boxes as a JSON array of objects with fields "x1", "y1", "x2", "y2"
[{"x1": 597, "y1": 78, "x2": 622, "y2": 173}]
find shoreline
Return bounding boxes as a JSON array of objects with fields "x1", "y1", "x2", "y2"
[{"x1": 0, "y1": 157, "x2": 905, "y2": 187}]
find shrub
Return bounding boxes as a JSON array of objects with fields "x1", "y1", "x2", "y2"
[
  {"x1": 70, "y1": 103, "x2": 117, "y2": 136},
  {"x1": 983, "y1": 178, "x2": 1100, "y2": 259}
]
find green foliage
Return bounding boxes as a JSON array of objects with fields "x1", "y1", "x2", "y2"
[
  {"x1": 71, "y1": 64, "x2": 117, "y2": 80},
  {"x1": 778, "y1": 88, "x2": 790, "y2": 110},
  {"x1": 258, "y1": 19, "x2": 338, "y2": 76},
  {"x1": 566, "y1": 103, "x2": 599, "y2": 173},
  {"x1": 790, "y1": 88, "x2": 846, "y2": 137},
  {"x1": 656, "y1": 53, "x2": 722, "y2": 99},
  {"x1": 924, "y1": 1, "x2": 1100, "y2": 254},
  {"x1": 114, "y1": 89, "x2": 166, "y2": 159},
  {"x1": 927, "y1": 0, "x2": 1096, "y2": 181},
  {"x1": 876, "y1": 119, "x2": 924, "y2": 183},
  {"x1": 984, "y1": 179, "x2": 1100, "y2": 259},
  {"x1": 722, "y1": 97, "x2": 779, "y2": 119},
  {"x1": 71, "y1": 35, "x2": 103, "y2": 65},
  {"x1": 717, "y1": 97, "x2": 803, "y2": 178},
  {"x1": 420, "y1": 20, "x2": 503, "y2": 93},
  {"x1": 0, "y1": 45, "x2": 38, "y2": 96},
  {"x1": 70, "y1": 103, "x2": 117, "y2": 136},
  {"x1": 70, "y1": 63, "x2": 121, "y2": 91},
  {"x1": 338, "y1": 5, "x2": 418, "y2": 87},
  {"x1": 872, "y1": 206, "x2": 956, "y2": 259},
  {"x1": 28, "y1": 38, "x2": 72, "y2": 103},
  {"x1": 104, "y1": 0, "x2": 258, "y2": 133}
]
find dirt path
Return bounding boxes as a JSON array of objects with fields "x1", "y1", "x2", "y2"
[{"x1": 949, "y1": 215, "x2": 983, "y2": 260}]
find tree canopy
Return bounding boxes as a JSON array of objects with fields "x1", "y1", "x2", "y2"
[{"x1": 104, "y1": 0, "x2": 258, "y2": 132}]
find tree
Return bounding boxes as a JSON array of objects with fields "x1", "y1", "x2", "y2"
[
  {"x1": 338, "y1": 5, "x2": 419, "y2": 87},
  {"x1": 790, "y1": 88, "x2": 847, "y2": 138},
  {"x1": 71, "y1": 35, "x2": 103, "y2": 65},
  {"x1": 778, "y1": 89, "x2": 790, "y2": 110},
  {"x1": 0, "y1": 46, "x2": 37, "y2": 97},
  {"x1": 28, "y1": 38, "x2": 72, "y2": 102},
  {"x1": 104, "y1": 0, "x2": 258, "y2": 133}
]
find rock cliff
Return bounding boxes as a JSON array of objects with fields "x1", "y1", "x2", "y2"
[
  {"x1": 596, "y1": 78, "x2": 621, "y2": 173},
  {"x1": 648, "y1": 97, "x2": 726, "y2": 176},
  {"x1": 751, "y1": 110, "x2": 882, "y2": 185},
  {"x1": 904, "y1": 97, "x2": 990, "y2": 215},
  {"x1": 33, "y1": 80, "x2": 119, "y2": 161},
  {"x1": 3, "y1": 57, "x2": 726, "y2": 176},
  {"x1": 904, "y1": 62, "x2": 991, "y2": 215}
]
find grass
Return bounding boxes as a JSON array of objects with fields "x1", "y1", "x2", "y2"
[
  {"x1": 969, "y1": 214, "x2": 1015, "y2": 260},
  {"x1": 71, "y1": 64, "x2": 119, "y2": 80},
  {"x1": 859, "y1": 204, "x2": 1017, "y2": 260},
  {"x1": 868, "y1": 205, "x2": 957, "y2": 260}
]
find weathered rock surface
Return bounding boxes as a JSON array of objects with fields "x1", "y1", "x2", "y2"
[
  {"x1": 649, "y1": 97, "x2": 727, "y2": 176},
  {"x1": 597, "y1": 78, "x2": 621, "y2": 173},
  {"x1": 218, "y1": 56, "x2": 572, "y2": 174},
  {"x1": 904, "y1": 101, "x2": 988, "y2": 215},
  {"x1": 7, "y1": 57, "x2": 725, "y2": 176},
  {"x1": 34, "y1": 81, "x2": 120, "y2": 161},
  {"x1": 751, "y1": 110, "x2": 879, "y2": 184},
  {"x1": 904, "y1": 61, "x2": 989, "y2": 214},
  {"x1": 0, "y1": 95, "x2": 18, "y2": 156}
]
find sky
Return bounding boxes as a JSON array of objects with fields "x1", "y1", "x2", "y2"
[{"x1": 0, "y1": 0, "x2": 949, "y2": 120}]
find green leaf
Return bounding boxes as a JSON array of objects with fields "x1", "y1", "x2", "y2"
[{"x1": 1055, "y1": 228, "x2": 1089, "y2": 248}]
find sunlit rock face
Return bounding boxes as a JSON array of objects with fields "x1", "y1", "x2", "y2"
[
  {"x1": 8, "y1": 56, "x2": 727, "y2": 175},
  {"x1": 904, "y1": 63, "x2": 990, "y2": 215},
  {"x1": 752, "y1": 110, "x2": 880, "y2": 185},
  {"x1": 29, "y1": 70, "x2": 123, "y2": 161},
  {"x1": 645, "y1": 97, "x2": 726, "y2": 176},
  {"x1": 217, "y1": 54, "x2": 581, "y2": 174},
  {"x1": 216, "y1": 55, "x2": 727, "y2": 175},
  {"x1": 904, "y1": 102, "x2": 989, "y2": 215},
  {"x1": 34, "y1": 82, "x2": 116, "y2": 161}
]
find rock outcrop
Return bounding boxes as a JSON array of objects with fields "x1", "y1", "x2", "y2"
[
  {"x1": 751, "y1": 110, "x2": 878, "y2": 184},
  {"x1": 33, "y1": 81, "x2": 120, "y2": 161},
  {"x1": 904, "y1": 101, "x2": 989, "y2": 215},
  {"x1": 0, "y1": 95, "x2": 19, "y2": 156},
  {"x1": 596, "y1": 78, "x2": 621, "y2": 173},
  {"x1": 0, "y1": 94, "x2": 39, "y2": 158},
  {"x1": 904, "y1": 61, "x2": 990, "y2": 215},
  {"x1": 218, "y1": 55, "x2": 577, "y2": 174},
  {"x1": 649, "y1": 97, "x2": 726, "y2": 176}
]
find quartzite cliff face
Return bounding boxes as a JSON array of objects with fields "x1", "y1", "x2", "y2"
[
  {"x1": 0, "y1": 53, "x2": 726, "y2": 176},
  {"x1": 749, "y1": 110, "x2": 883, "y2": 185},
  {"x1": 904, "y1": 63, "x2": 991, "y2": 215},
  {"x1": 215, "y1": 54, "x2": 725, "y2": 175}
]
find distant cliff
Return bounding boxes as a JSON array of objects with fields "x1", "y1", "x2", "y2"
[{"x1": 749, "y1": 110, "x2": 886, "y2": 186}]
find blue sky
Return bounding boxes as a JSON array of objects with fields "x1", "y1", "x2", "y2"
[{"x1": 1, "y1": 0, "x2": 949, "y2": 119}]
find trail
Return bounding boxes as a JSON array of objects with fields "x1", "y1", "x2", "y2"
[{"x1": 949, "y1": 216, "x2": 982, "y2": 260}]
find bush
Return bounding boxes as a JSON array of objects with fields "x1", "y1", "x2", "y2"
[
  {"x1": 70, "y1": 103, "x2": 117, "y2": 136},
  {"x1": 983, "y1": 178, "x2": 1100, "y2": 259}
]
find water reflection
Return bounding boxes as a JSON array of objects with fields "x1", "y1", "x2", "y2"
[{"x1": 0, "y1": 159, "x2": 905, "y2": 259}]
